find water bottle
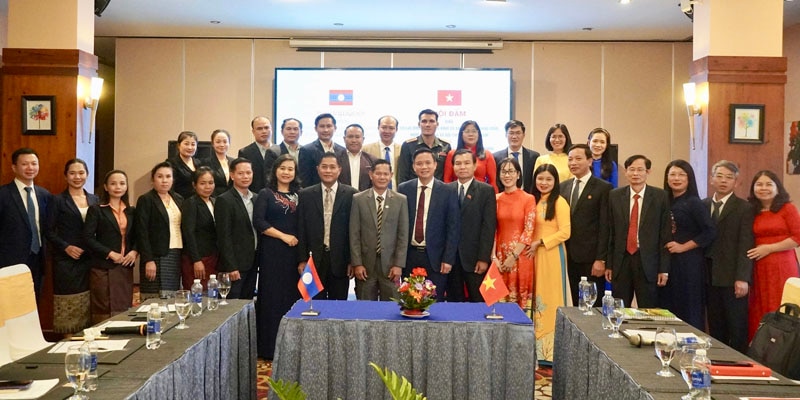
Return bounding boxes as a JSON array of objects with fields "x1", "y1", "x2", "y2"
[
  {"x1": 690, "y1": 348, "x2": 712, "y2": 399},
  {"x1": 81, "y1": 329, "x2": 98, "y2": 391},
  {"x1": 146, "y1": 302, "x2": 162, "y2": 350},
  {"x1": 577, "y1": 276, "x2": 589, "y2": 311},
  {"x1": 601, "y1": 290, "x2": 614, "y2": 330},
  {"x1": 190, "y1": 279, "x2": 204, "y2": 317},
  {"x1": 207, "y1": 275, "x2": 219, "y2": 311}
]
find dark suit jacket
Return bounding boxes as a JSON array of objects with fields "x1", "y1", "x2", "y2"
[
  {"x1": 703, "y1": 194, "x2": 754, "y2": 286},
  {"x1": 338, "y1": 151, "x2": 377, "y2": 191},
  {"x1": 494, "y1": 147, "x2": 540, "y2": 193},
  {"x1": 560, "y1": 176, "x2": 612, "y2": 263},
  {"x1": 45, "y1": 189, "x2": 99, "y2": 254},
  {"x1": 297, "y1": 183, "x2": 356, "y2": 278},
  {"x1": 298, "y1": 140, "x2": 346, "y2": 187},
  {"x1": 169, "y1": 156, "x2": 202, "y2": 200},
  {"x1": 204, "y1": 155, "x2": 234, "y2": 197},
  {"x1": 135, "y1": 189, "x2": 184, "y2": 264},
  {"x1": 181, "y1": 195, "x2": 218, "y2": 262},
  {"x1": 608, "y1": 185, "x2": 671, "y2": 282},
  {"x1": 349, "y1": 188, "x2": 409, "y2": 274},
  {"x1": 398, "y1": 179, "x2": 460, "y2": 270},
  {"x1": 238, "y1": 142, "x2": 279, "y2": 193},
  {"x1": 83, "y1": 204, "x2": 137, "y2": 269},
  {"x1": 0, "y1": 181, "x2": 51, "y2": 266},
  {"x1": 449, "y1": 180, "x2": 496, "y2": 272},
  {"x1": 215, "y1": 188, "x2": 257, "y2": 273}
]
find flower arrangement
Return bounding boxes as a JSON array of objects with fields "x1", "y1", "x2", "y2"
[
  {"x1": 788, "y1": 121, "x2": 800, "y2": 174},
  {"x1": 393, "y1": 267, "x2": 436, "y2": 312}
]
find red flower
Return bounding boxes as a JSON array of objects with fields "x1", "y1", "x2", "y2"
[{"x1": 412, "y1": 267, "x2": 427, "y2": 277}]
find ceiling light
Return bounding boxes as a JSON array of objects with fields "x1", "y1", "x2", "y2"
[{"x1": 619, "y1": 0, "x2": 631, "y2": 4}]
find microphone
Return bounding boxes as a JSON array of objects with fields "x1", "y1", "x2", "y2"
[
  {"x1": 102, "y1": 324, "x2": 146, "y2": 336},
  {"x1": 628, "y1": 333, "x2": 654, "y2": 347}
]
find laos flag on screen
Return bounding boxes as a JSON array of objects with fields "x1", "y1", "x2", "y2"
[{"x1": 329, "y1": 89, "x2": 353, "y2": 105}]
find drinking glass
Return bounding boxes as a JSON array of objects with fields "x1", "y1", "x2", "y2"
[
  {"x1": 581, "y1": 281, "x2": 598, "y2": 315},
  {"x1": 654, "y1": 327, "x2": 678, "y2": 377},
  {"x1": 218, "y1": 272, "x2": 231, "y2": 305},
  {"x1": 678, "y1": 345, "x2": 697, "y2": 400},
  {"x1": 64, "y1": 345, "x2": 89, "y2": 400},
  {"x1": 608, "y1": 298, "x2": 625, "y2": 338},
  {"x1": 174, "y1": 289, "x2": 191, "y2": 329}
]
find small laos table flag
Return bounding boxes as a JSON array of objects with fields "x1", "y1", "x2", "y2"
[
  {"x1": 480, "y1": 260, "x2": 509, "y2": 307},
  {"x1": 298, "y1": 256, "x2": 324, "y2": 301}
]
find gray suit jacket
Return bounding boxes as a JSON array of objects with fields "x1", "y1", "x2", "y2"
[{"x1": 349, "y1": 188, "x2": 409, "y2": 275}]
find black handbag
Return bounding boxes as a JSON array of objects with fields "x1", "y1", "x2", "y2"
[{"x1": 747, "y1": 303, "x2": 800, "y2": 379}]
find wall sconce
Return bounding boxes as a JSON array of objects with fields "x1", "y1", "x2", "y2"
[
  {"x1": 683, "y1": 82, "x2": 702, "y2": 150},
  {"x1": 83, "y1": 77, "x2": 104, "y2": 143}
]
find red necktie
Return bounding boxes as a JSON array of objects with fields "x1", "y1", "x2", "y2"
[
  {"x1": 626, "y1": 193, "x2": 640, "y2": 254},
  {"x1": 414, "y1": 185, "x2": 427, "y2": 243}
]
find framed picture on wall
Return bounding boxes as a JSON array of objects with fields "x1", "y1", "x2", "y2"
[
  {"x1": 21, "y1": 95, "x2": 56, "y2": 135},
  {"x1": 729, "y1": 104, "x2": 764, "y2": 144}
]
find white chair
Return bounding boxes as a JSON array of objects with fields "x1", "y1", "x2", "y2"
[
  {"x1": 0, "y1": 264, "x2": 51, "y2": 360},
  {"x1": 0, "y1": 304, "x2": 12, "y2": 367},
  {"x1": 781, "y1": 277, "x2": 800, "y2": 307}
]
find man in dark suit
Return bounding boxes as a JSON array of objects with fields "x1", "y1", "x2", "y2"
[
  {"x1": 704, "y1": 160, "x2": 753, "y2": 353},
  {"x1": 298, "y1": 113, "x2": 347, "y2": 187},
  {"x1": 269, "y1": 117, "x2": 302, "y2": 161},
  {"x1": 398, "y1": 148, "x2": 460, "y2": 301},
  {"x1": 0, "y1": 148, "x2": 51, "y2": 298},
  {"x1": 446, "y1": 149, "x2": 496, "y2": 302},
  {"x1": 397, "y1": 109, "x2": 451, "y2": 183},
  {"x1": 494, "y1": 120, "x2": 540, "y2": 193},
  {"x1": 338, "y1": 124, "x2": 377, "y2": 191},
  {"x1": 561, "y1": 144, "x2": 612, "y2": 307},
  {"x1": 215, "y1": 158, "x2": 258, "y2": 299},
  {"x1": 605, "y1": 154, "x2": 671, "y2": 308},
  {"x1": 350, "y1": 159, "x2": 409, "y2": 300},
  {"x1": 238, "y1": 116, "x2": 279, "y2": 193},
  {"x1": 297, "y1": 152, "x2": 357, "y2": 300}
]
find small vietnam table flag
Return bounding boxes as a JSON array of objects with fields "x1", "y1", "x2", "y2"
[{"x1": 480, "y1": 260, "x2": 510, "y2": 319}]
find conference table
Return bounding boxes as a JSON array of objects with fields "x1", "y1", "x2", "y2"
[
  {"x1": 271, "y1": 300, "x2": 535, "y2": 400},
  {"x1": 552, "y1": 307, "x2": 800, "y2": 400},
  {"x1": 0, "y1": 299, "x2": 255, "y2": 400}
]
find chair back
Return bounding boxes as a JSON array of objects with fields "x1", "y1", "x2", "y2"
[
  {"x1": 0, "y1": 302, "x2": 12, "y2": 367},
  {"x1": 781, "y1": 277, "x2": 800, "y2": 307},
  {"x1": 0, "y1": 264, "x2": 51, "y2": 359}
]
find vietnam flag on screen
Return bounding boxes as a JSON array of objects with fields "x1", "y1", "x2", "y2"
[
  {"x1": 298, "y1": 257, "x2": 324, "y2": 301},
  {"x1": 329, "y1": 89, "x2": 353, "y2": 105},
  {"x1": 480, "y1": 260, "x2": 509, "y2": 307},
  {"x1": 437, "y1": 90, "x2": 462, "y2": 106}
]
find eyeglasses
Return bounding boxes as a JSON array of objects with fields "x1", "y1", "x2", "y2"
[{"x1": 500, "y1": 170, "x2": 518, "y2": 176}]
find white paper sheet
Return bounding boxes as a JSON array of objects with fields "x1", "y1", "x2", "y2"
[
  {"x1": 47, "y1": 339, "x2": 130, "y2": 353},
  {"x1": 135, "y1": 304, "x2": 175, "y2": 313},
  {"x1": 0, "y1": 379, "x2": 59, "y2": 399}
]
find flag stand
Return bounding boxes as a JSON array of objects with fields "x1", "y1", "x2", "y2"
[
  {"x1": 485, "y1": 305, "x2": 504, "y2": 320},
  {"x1": 301, "y1": 299, "x2": 321, "y2": 316}
]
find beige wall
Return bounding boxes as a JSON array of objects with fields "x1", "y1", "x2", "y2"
[
  {"x1": 785, "y1": 25, "x2": 800, "y2": 206},
  {"x1": 115, "y1": 38, "x2": 694, "y2": 199}
]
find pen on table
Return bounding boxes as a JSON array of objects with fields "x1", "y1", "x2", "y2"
[{"x1": 69, "y1": 336, "x2": 110, "y2": 341}]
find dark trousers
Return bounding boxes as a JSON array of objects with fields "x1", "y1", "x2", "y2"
[
  {"x1": 27, "y1": 251, "x2": 43, "y2": 300},
  {"x1": 230, "y1": 268, "x2": 258, "y2": 300},
  {"x1": 406, "y1": 246, "x2": 447, "y2": 302},
  {"x1": 447, "y1": 254, "x2": 485, "y2": 303},
  {"x1": 707, "y1": 284, "x2": 749, "y2": 353},
  {"x1": 613, "y1": 252, "x2": 658, "y2": 308},
  {"x1": 567, "y1": 260, "x2": 605, "y2": 307},
  {"x1": 313, "y1": 249, "x2": 350, "y2": 300}
]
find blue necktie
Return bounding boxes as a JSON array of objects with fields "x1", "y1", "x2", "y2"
[
  {"x1": 25, "y1": 187, "x2": 40, "y2": 254},
  {"x1": 384, "y1": 146, "x2": 392, "y2": 189},
  {"x1": 512, "y1": 151, "x2": 519, "y2": 160}
]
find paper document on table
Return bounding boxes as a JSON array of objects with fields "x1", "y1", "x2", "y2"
[
  {"x1": 96, "y1": 320, "x2": 149, "y2": 330},
  {"x1": 623, "y1": 329, "x2": 706, "y2": 344},
  {"x1": 0, "y1": 379, "x2": 59, "y2": 399},
  {"x1": 622, "y1": 308, "x2": 680, "y2": 321},
  {"x1": 135, "y1": 304, "x2": 175, "y2": 313},
  {"x1": 47, "y1": 339, "x2": 130, "y2": 353}
]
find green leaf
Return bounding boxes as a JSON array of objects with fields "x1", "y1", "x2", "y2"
[
  {"x1": 267, "y1": 377, "x2": 307, "y2": 400},
  {"x1": 369, "y1": 362, "x2": 427, "y2": 400}
]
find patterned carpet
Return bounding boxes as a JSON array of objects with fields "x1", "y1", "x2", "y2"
[{"x1": 256, "y1": 360, "x2": 552, "y2": 399}]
